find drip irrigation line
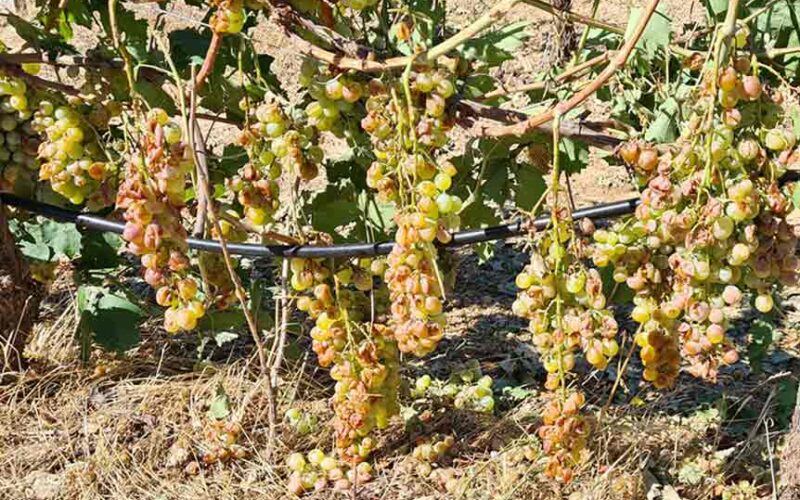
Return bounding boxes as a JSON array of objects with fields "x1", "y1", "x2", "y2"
[
  {"x1": 2, "y1": 170, "x2": 798, "y2": 259},
  {"x1": 0, "y1": 193, "x2": 639, "y2": 258}
]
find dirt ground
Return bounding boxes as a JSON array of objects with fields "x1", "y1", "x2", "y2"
[{"x1": 1, "y1": 0, "x2": 799, "y2": 499}]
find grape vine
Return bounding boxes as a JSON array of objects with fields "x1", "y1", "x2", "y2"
[{"x1": 0, "y1": 0, "x2": 799, "y2": 496}]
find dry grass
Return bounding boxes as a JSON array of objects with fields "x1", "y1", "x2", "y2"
[{"x1": 0, "y1": 252, "x2": 797, "y2": 499}]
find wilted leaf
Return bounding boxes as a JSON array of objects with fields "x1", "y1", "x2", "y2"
[
  {"x1": 208, "y1": 386, "x2": 231, "y2": 420},
  {"x1": 645, "y1": 97, "x2": 679, "y2": 143}
]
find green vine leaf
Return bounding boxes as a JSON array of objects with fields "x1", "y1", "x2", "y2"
[
  {"x1": 80, "y1": 232, "x2": 123, "y2": 271},
  {"x1": 625, "y1": 4, "x2": 671, "y2": 58},
  {"x1": 792, "y1": 183, "x2": 800, "y2": 210},
  {"x1": 6, "y1": 13, "x2": 76, "y2": 54},
  {"x1": 11, "y1": 217, "x2": 82, "y2": 262},
  {"x1": 645, "y1": 97, "x2": 680, "y2": 143},
  {"x1": 308, "y1": 182, "x2": 361, "y2": 238},
  {"x1": 77, "y1": 285, "x2": 144, "y2": 353},
  {"x1": 559, "y1": 138, "x2": 591, "y2": 174},
  {"x1": 513, "y1": 164, "x2": 546, "y2": 211},
  {"x1": 459, "y1": 21, "x2": 530, "y2": 67},
  {"x1": 747, "y1": 318, "x2": 777, "y2": 372},
  {"x1": 776, "y1": 379, "x2": 799, "y2": 428}
]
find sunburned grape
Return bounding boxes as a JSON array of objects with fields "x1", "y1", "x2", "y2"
[
  {"x1": 607, "y1": 56, "x2": 799, "y2": 382},
  {"x1": 361, "y1": 68, "x2": 462, "y2": 357},
  {"x1": 116, "y1": 108, "x2": 203, "y2": 332},
  {"x1": 230, "y1": 101, "x2": 322, "y2": 227},
  {"x1": 290, "y1": 255, "x2": 399, "y2": 465}
]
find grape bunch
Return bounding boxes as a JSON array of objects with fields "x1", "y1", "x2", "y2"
[
  {"x1": 538, "y1": 390, "x2": 588, "y2": 483},
  {"x1": 285, "y1": 407, "x2": 319, "y2": 435},
  {"x1": 116, "y1": 108, "x2": 203, "y2": 332},
  {"x1": 210, "y1": 0, "x2": 245, "y2": 34},
  {"x1": 231, "y1": 101, "x2": 321, "y2": 225},
  {"x1": 600, "y1": 55, "x2": 799, "y2": 382},
  {"x1": 194, "y1": 419, "x2": 247, "y2": 469},
  {"x1": 411, "y1": 434, "x2": 455, "y2": 477},
  {"x1": 301, "y1": 61, "x2": 363, "y2": 135},
  {"x1": 361, "y1": 68, "x2": 461, "y2": 358},
  {"x1": 512, "y1": 235, "x2": 605, "y2": 480},
  {"x1": 330, "y1": 324, "x2": 399, "y2": 462},
  {"x1": 411, "y1": 361, "x2": 496, "y2": 413},
  {"x1": 291, "y1": 257, "x2": 399, "y2": 462},
  {"x1": 510, "y1": 110, "x2": 616, "y2": 482},
  {"x1": 33, "y1": 99, "x2": 116, "y2": 207},
  {"x1": 513, "y1": 216, "x2": 619, "y2": 391},
  {"x1": 286, "y1": 449, "x2": 374, "y2": 496},
  {"x1": 0, "y1": 74, "x2": 40, "y2": 196}
]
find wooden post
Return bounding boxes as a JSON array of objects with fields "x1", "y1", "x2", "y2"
[
  {"x1": 780, "y1": 392, "x2": 800, "y2": 499},
  {"x1": 0, "y1": 200, "x2": 40, "y2": 372}
]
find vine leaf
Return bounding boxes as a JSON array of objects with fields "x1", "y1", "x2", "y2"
[
  {"x1": 598, "y1": 265, "x2": 634, "y2": 303},
  {"x1": 6, "y1": 13, "x2": 75, "y2": 54},
  {"x1": 793, "y1": 184, "x2": 800, "y2": 210},
  {"x1": 513, "y1": 164, "x2": 546, "y2": 211},
  {"x1": 208, "y1": 385, "x2": 232, "y2": 420},
  {"x1": 134, "y1": 80, "x2": 179, "y2": 116},
  {"x1": 753, "y1": 0, "x2": 800, "y2": 76},
  {"x1": 308, "y1": 182, "x2": 361, "y2": 239},
  {"x1": 11, "y1": 217, "x2": 82, "y2": 262},
  {"x1": 169, "y1": 29, "x2": 214, "y2": 68},
  {"x1": 703, "y1": 0, "x2": 729, "y2": 21},
  {"x1": 625, "y1": 4, "x2": 671, "y2": 58},
  {"x1": 645, "y1": 97, "x2": 679, "y2": 143},
  {"x1": 460, "y1": 201, "x2": 500, "y2": 229},
  {"x1": 198, "y1": 309, "x2": 273, "y2": 332},
  {"x1": 459, "y1": 21, "x2": 530, "y2": 67},
  {"x1": 96, "y1": 2, "x2": 151, "y2": 62},
  {"x1": 559, "y1": 138, "x2": 591, "y2": 174},
  {"x1": 77, "y1": 285, "x2": 144, "y2": 353},
  {"x1": 80, "y1": 232, "x2": 123, "y2": 271},
  {"x1": 459, "y1": 199, "x2": 500, "y2": 262},
  {"x1": 462, "y1": 74, "x2": 499, "y2": 99},
  {"x1": 482, "y1": 160, "x2": 510, "y2": 205},
  {"x1": 776, "y1": 379, "x2": 799, "y2": 428},
  {"x1": 747, "y1": 318, "x2": 777, "y2": 373}
]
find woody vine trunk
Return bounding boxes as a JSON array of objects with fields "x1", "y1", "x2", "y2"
[{"x1": 0, "y1": 200, "x2": 40, "y2": 372}]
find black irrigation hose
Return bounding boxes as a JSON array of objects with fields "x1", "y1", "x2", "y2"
[
  {"x1": 0, "y1": 193, "x2": 640, "y2": 258},
  {"x1": 3, "y1": 169, "x2": 798, "y2": 259}
]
